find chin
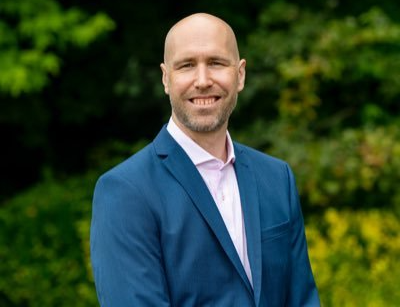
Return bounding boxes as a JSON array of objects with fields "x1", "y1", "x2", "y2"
[{"x1": 188, "y1": 120, "x2": 224, "y2": 133}]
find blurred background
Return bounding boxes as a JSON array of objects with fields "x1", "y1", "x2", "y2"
[{"x1": 1, "y1": 0, "x2": 400, "y2": 306}]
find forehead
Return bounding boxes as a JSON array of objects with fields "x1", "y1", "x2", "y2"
[{"x1": 165, "y1": 17, "x2": 237, "y2": 62}]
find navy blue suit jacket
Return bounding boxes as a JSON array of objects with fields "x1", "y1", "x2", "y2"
[{"x1": 90, "y1": 126, "x2": 320, "y2": 306}]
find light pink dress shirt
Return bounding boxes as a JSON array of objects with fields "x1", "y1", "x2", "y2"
[{"x1": 167, "y1": 118, "x2": 253, "y2": 286}]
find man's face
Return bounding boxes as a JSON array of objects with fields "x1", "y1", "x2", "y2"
[{"x1": 161, "y1": 17, "x2": 246, "y2": 134}]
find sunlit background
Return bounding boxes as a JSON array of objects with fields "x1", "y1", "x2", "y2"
[{"x1": 1, "y1": 0, "x2": 399, "y2": 306}]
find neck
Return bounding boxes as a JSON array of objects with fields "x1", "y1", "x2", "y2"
[
  {"x1": 174, "y1": 119, "x2": 228, "y2": 162},
  {"x1": 190, "y1": 129, "x2": 228, "y2": 162}
]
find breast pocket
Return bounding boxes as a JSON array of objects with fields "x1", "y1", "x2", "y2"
[
  {"x1": 260, "y1": 221, "x2": 291, "y2": 305},
  {"x1": 261, "y1": 220, "x2": 291, "y2": 270},
  {"x1": 261, "y1": 220, "x2": 291, "y2": 242}
]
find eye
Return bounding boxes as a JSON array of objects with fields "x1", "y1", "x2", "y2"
[
  {"x1": 209, "y1": 59, "x2": 229, "y2": 68},
  {"x1": 209, "y1": 61, "x2": 222, "y2": 66},
  {"x1": 179, "y1": 62, "x2": 194, "y2": 69}
]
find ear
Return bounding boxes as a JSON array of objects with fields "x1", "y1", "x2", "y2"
[
  {"x1": 160, "y1": 63, "x2": 169, "y2": 94},
  {"x1": 237, "y1": 59, "x2": 246, "y2": 92}
]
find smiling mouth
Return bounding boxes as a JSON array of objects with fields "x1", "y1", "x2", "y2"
[{"x1": 189, "y1": 96, "x2": 220, "y2": 105}]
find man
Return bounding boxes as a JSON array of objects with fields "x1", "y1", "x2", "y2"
[{"x1": 90, "y1": 13, "x2": 320, "y2": 306}]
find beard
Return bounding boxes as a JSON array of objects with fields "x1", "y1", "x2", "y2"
[{"x1": 170, "y1": 94, "x2": 237, "y2": 133}]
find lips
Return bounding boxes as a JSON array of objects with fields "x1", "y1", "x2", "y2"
[{"x1": 189, "y1": 96, "x2": 220, "y2": 105}]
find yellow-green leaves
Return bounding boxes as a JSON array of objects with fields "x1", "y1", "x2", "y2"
[
  {"x1": 0, "y1": 0, "x2": 115, "y2": 96},
  {"x1": 307, "y1": 209, "x2": 400, "y2": 306}
]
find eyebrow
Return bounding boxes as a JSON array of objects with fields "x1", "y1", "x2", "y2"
[{"x1": 208, "y1": 56, "x2": 231, "y2": 64}]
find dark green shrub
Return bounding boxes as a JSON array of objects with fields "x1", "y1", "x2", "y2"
[{"x1": 0, "y1": 173, "x2": 98, "y2": 306}]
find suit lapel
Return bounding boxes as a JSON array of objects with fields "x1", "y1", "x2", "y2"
[
  {"x1": 234, "y1": 144, "x2": 262, "y2": 306},
  {"x1": 153, "y1": 127, "x2": 253, "y2": 295}
]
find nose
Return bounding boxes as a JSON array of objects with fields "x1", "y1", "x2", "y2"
[{"x1": 194, "y1": 64, "x2": 213, "y2": 89}]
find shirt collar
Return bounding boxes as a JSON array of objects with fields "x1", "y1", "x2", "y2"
[{"x1": 166, "y1": 117, "x2": 236, "y2": 167}]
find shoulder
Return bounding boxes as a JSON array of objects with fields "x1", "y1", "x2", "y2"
[
  {"x1": 233, "y1": 141, "x2": 295, "y2": 186},
  {"x1": 234, "y1": 142, "x2": 288, "y2": 169},
  {"x1": 92, "y1": 142, "x2": 159, "y2": 216},
  {"x1": 98, "y1": 143, "x2": 155, "y2": 185}
]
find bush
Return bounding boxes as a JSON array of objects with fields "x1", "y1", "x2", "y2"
[
  {"x1": 0, "y1": 173, "x2": 98, "y2": 306},
  {"x1": 307, "y1": 209, "x2": 400, "y2": 306},
  {"x1": 234, "y1": 123, "x2": 400, "y2": 212}
]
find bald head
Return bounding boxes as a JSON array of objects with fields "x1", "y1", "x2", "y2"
[{"x1": 163, "y1": 13, "x2": 240, "y2": 65}]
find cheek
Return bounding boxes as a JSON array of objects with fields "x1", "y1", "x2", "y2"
[
  {"x1": 170, "y1": 76, "x2": 192, "y2": 94},
  {"x1": 214, "y1": 72, "x2": 238, "y2": 91}
]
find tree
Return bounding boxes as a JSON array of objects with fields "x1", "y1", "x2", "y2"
[
  {"x1": 234, "y1": 2, "x2": 400, "y2": 211},
  {"x1": 0, "y1": 0, "x2": 114, "y2": 96},
  {"x1": 0, "y1": 0, "x2": 114, "y2": 198}
]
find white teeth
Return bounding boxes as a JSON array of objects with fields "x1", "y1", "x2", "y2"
[{"x1": 192, "y1": 98, "x2": 216, "y2": 105}]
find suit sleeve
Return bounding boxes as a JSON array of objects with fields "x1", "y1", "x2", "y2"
[
  {"x1": 90, "y1": 173, "x2": 171, "y2": 306},
  {"x1": 285, "y1": 165, "x2": 321, "y2": 306}
]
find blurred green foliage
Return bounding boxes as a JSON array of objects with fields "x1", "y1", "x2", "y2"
[
  {"x1": 240, "y1": 3, "x2": 400, "y2": 128},
  {"x1": 237, "y1": 123, "x2": 400, "y2": 211},
  {"x1": 0, "y1": 0, "x2": 115, "y2": 96},
  {"x1": 0, "y1": 0, "x2": 115, "y2": 197},
  {"x1": 234, "y1": 3, "x2": 400, "y2": 212},
  {"x1": 0, "y1": 173, "x2": 98, "y2": 306},
  {"x1": 0, "y1": 140, "x2": 139, "y2": 306},
  {"x1": 307, "y1": 209, "x2": 400, "y2": 306},
  {"x1": 1, "y1": 0, "x2": 400, "y2": 305}
]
